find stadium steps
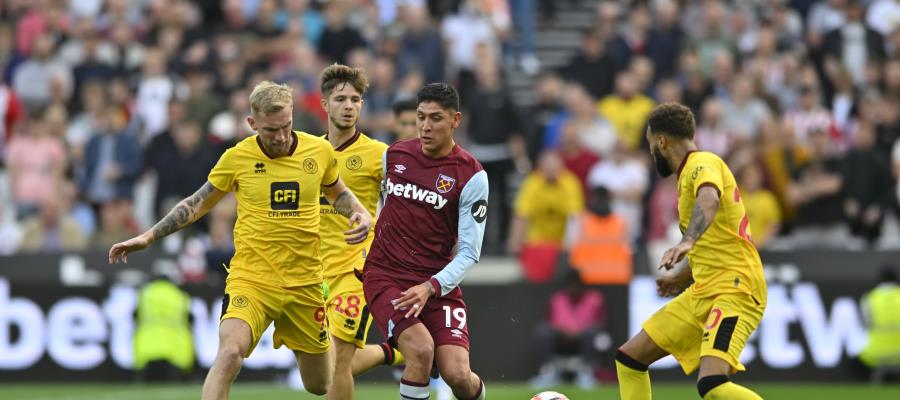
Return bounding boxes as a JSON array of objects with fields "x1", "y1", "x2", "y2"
[{"x1": 504, "y1": 0, "x2": 596, "y2": 109}]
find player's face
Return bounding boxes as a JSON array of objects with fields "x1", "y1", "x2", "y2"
[
  {"x1": 646, "y1": 127, "x2": 674, "y2": 178},
  {"x1": 395, "y1": 110, "x2": 417, "y2": 141},
  {"x1": 417, "y1": 101, "x2": 461, "y2": 157},
  {"x1": 248, "y1": 107, "x2": 294, "y2": 158},
  {"x1": 322, "y1": 83, "x2": 363, "y2": 131}
]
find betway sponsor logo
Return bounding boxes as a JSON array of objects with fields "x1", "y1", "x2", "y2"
[{"x1": 385, "y1": 178, "x2": 448, "y2": 209}]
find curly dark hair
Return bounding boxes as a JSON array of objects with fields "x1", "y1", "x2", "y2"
[
  {"x1": 417, "y1": 83, "x2": 459, "y2": 111},
  {"x1": 647, "y1": 102, "x2": 695, "y2": 140},
  {"x1": 320, "y1": 63, "x2": 369, "y2": 97}
]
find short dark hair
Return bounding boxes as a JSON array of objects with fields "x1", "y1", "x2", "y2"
[
  {"x1": 392, "y1": 97, "x2": 418, "y2": 116},
  {"x1": 647, "y1": 102, "x2": 696, "y2": 139},
  {"x1": 320, "y1": 63, "x2": 369, "y2": 98},
  {"x1": 417, "y1": 83, "x2": 459, "y2": 111}
]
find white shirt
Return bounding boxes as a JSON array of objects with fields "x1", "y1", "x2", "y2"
[{"x1": 586, "y1": 158, "x2": 648, "y2": 241}]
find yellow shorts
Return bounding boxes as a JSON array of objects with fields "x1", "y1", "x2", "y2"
[
  {"x1": 221, "y1": 278, "x2": 330, "y2": 356},
  {"x1": 325, "y1": 271, "x2": 372, "y2": 348},
  {"x1": 643, "y1": 288, "x2": 765, "y2": 375}
]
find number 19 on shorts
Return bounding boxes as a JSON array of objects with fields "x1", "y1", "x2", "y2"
[{"x1": 443, "y1": 306, "x2": 466, "y2": 329}]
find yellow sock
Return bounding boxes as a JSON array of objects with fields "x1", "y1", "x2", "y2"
[
  {"x1": 703, "y1": 382, "x2": 762, "y2": 400},
  {"x1": 392, "y1": 349, "x2": 405, "y2": 366},
  {"x1": 616, "y1": 351, "x2": 652, "y2": 400}
]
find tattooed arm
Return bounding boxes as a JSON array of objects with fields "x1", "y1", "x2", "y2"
[
  {"x1": 659, "y1": 186, "x2": 721, "y2": 270},
  {"x1": 322, "y1": 177, "x2": 373, "y2": 244},
  {"x1": 109, "y1": 182, "x2": 227, "y2": 263}
]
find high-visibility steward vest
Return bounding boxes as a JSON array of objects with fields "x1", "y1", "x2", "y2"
[
  {"x1": 569, "y1": 213, "x2": 632, "y2": 284},
  {"x1": 860, "y1": 284, "x2": 900, "y2": 367},
  {"x1": 134, "y1": 279, "x2": 194, "y2": 372}
]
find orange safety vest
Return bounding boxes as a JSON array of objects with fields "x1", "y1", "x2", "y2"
[{"x1": 569, "y1": 214, "x2": 632, "y2": 284}]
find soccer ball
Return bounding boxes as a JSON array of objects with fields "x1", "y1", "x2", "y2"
[{"x1": 531, "y1": 391, "x2": 570, "y2": 400}]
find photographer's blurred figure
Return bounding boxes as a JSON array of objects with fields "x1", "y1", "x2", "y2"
[
  {"x1": 859, "y1": 266, "x2": 900, "y2": 382},
  {"x1": 134, "y1": 264, "x2": 194, "y2": 381}
]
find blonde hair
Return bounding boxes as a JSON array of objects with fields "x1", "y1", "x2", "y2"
[{"x1": 249, "y1": 80, "x2": 293, "y2": 116}]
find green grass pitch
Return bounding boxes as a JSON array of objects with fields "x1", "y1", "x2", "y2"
[{"x1": 1, "y1": 382, "x2": 898, "y2": 399}]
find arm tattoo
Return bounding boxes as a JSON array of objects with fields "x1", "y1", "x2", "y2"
[
  {"x1": 684, "y1": 192, "x2": 719, "y2": 242},
  {"x1": 332, "y1": 190, "x2": 356, "y2": 218},
  {"x1": 150, "y1": 182, "x2": 215, "y2": 240}
]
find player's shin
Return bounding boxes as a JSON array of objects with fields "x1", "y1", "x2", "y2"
[
  {"x1": 616, "y1": 350, "x2": 652, "y2": 400},
  {"x1": 698, "y1": 375, "x2": 762, "y2": 400}
]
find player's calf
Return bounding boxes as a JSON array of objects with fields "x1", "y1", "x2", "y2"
[{"x1": 441, "y1": 368, "x2": 484, "y2": 400}]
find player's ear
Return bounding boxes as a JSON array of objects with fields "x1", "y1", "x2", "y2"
[
  {"x1": 320, "y1": 97, "x2": 328, "y2": 112},
  {"x1": 247, "y1": 115, "x2": 256, "y2": 132},
  {"x1": 451, "y1": 111, "x2": 461, "y2": 129}
]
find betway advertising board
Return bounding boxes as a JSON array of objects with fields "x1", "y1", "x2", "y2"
[{"x1": 0, "y1": 251, "x2": 886, "y2": 381}]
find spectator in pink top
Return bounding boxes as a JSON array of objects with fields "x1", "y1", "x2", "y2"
[
  {"x1": 4, "y1": 109, "x2": 68, "y2": 218},
  {"x1": 530, "y1": 270, "x2": 606, "y2": 389}
]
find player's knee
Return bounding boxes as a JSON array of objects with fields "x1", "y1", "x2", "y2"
[
  {"x1": 440, "y1": 366, "x2": 474, "y2": 392},
  {"x1": 305, "y1": 383, "x2": 328, "y2": 396},
  {"x1": 402, "y1": 340, "x2": 434, "y2": 368},
  {"x1": 216, "y1": 345, "x2": 245, "y2": 368}
]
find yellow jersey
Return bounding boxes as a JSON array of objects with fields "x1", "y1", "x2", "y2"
[
  {"x1": 514, "y1": 170, "x2": 585, "y2": 244},
  {"x1": 319, "y1": 132, "x2": 388, "y2": 278},
  {"x1": 597, "y1": 94, "x2": 655, "y2": 150},
  {"x1": 676, "y1": 151, "x2": 766, "y2": 300},
  {"x1": 208, "y1": 131, "x2": 339, "y2": 287}
]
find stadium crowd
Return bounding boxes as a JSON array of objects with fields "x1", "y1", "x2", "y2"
[{"x1": 0, "y1": 0, "x2": 899, "y2": 280}]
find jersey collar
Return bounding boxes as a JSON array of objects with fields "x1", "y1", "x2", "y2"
[
  {"x1": 256, "y1": 131, "x2": 299, "y2": 159},
  {"x1": 326, "y1": 130, "x2": 361, "y2": 152},
  {"x1": 676, "y1": 150, "x2": 697, "y2": 178}
]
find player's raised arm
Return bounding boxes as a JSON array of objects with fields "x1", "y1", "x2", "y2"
[
  {"x1": 322, "y1": 176, "x2": 373, "y2": 245},
  {"x1": 659, "y1": 185, "x2": 721, "y2": 270},
  {"x1": 109, "y1": 181, "x2": 227, "y2": 264}
]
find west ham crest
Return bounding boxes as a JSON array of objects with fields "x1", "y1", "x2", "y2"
[{"x1": 436, "y1": 174, "x2": 456, "y2": 193}]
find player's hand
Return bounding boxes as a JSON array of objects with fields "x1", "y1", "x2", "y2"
[
  {"x1": 659, "y1": 239, "x2": 693, "y2": 270},
  {"x1": 344, "y1": 210, "x2": 372, "y2": 244},
  {"x1": 656, "y1": 269, "x2": 688, "y2": 297},
  {"x1": 392, "y1": 282, "x2": 435, "y2": 319},
  {"x1": 108, "y1": 234, "x2": 152, "y2": 264}
]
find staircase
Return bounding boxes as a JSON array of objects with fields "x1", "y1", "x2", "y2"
[{"x1": 504, "y1": 0, "x2": 597, "y2": 109}]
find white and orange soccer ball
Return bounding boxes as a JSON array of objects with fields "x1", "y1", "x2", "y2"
[{"x1": 531, "y1": 391, "x2": 570, "y2": 400}]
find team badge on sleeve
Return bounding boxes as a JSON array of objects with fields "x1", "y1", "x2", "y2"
[{"x1": 436, "y1": 174, "x2": 456, "y2": 193}]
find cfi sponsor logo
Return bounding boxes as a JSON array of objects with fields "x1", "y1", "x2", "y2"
[{"x1": 385, "y1": 178, "x2": 448, "y2": 209}]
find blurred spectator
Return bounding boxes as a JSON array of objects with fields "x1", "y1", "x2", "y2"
[
  {"x1": 318, "y1": 1, "x2": 366, "y2": 64},
  {"x1": 822, "y1": 1, "x2": 886, "y2": 87},
  {"x1": 545, "y1": 84, "x2": 616, "y2": 158},
  {"x1": 397, "y1": 4, "x2": 445, "y2": 83},
  {"x1": 106, "y1": 21, "x2": 146, "y2": 74},
  {"x1": 134, "y1": 266, "x2": 194, "y2": 381},
  {"x1": 0, "y1": 81, "x2": 24, "y2": 162},
  {"x1": 19, "y1": 194, "x2": 87, "y2": 253},
  {"x1": 183, "y1": 67, "x2": 225, "y2": 130},
  {"x1": 91, "y1": 197, "x2": 139, "y2": 249},
  {"x1": 784, "y1": 84, "x2": 837, "y2": 151},
  {"x1": 807, "y1": 0, "x2": 847, "y2": 50},
  {"x1": 529, "y1": 270, "x2": 604, "y2": 390},
  {"x1": 278, "y1": 0, "x2": 326, "y2": 46},
  {"x1": 5, "y1": 110, "x2": 67, "y2": 217},
  {"x1": 203, "y1": 195, "x2": 237, "y2": 282},
  {"x1": 722, "y1": 76, "x2": 771, "y2": 143},
  {"x1": 608, "y1": 4, "x2": 651, "y2": 72},
  {"x1": 79, "y1": 105, "x2": 142, "y2": 209},
  {"x1": 508, "y1": 151, "x2": 584, "y2": 282},
  {"x1": 144, "y1": 117, "x2": 218, "y2": 220},
  {"x1": 597, "y1": 71, "x2": 655, "y2": 151},
  {"x1": 858, "y1": 266, "x2": 900, "y2": 374},
  {"x1": 695, "y1": 98, "x2": 731, "y2": 156},
  {"x1": 828, "y1": 68, "x2": 861, "y2": 135},
  {"x1": 0, "y1": 201, "x2": 22, "y2": 255},
  {"x1": 866, "y1": 0, "x2": 900, "y2": 37},
  {"x1": 842, "y1": 122, "x2": 891, "y2": 246},
  {"x1": 134, "y1": 47, "x2": 176, "y2": 139},
  {"x1": 568, "y1": 186, "x2": 632, "y2": 285},
  {"x1": 557, "y1": 122, "x2": 598, "y2": 200},
  {"x1": 738, "y1": 162, "x2": 782, "y2": 248},
  {"x1": 442, "y1": 0, "x2": 501, "y2": 102},
  {"x1": 787, "y1": 129, "x2": 846, "y2": 247},
  {"x1": 559, "y1": 29, "x2": 616, "y2": 100},
  {"x1": 360, "y1": 56, "x2": 396, "y2": 137},
  {"x1": 508, "y1": 0, "x2": 539, "y2": 75},
  {"x1": 12, "y1": 32, "x2": 72, "y2": 113},
  {"x1": 686, "y1": 1, "x2": 737, "y2": 77},
  {"x1": 653, "y1": 78, "x2": 682, "y2": 105},
  {"x1": 465, "y1": 61, "x2": 525, "y2": 254},
  {"x1": 586, "y1": 143, "x2": 648, "y2": 242},
  {"x1": 646, "y1": 0, "x2": 684, "y2": 81},
  {"x1": 383, "y1": 98, "x2": 417, "y2": 143},
  {"x1": 526, "y1": 72, "x2": 565, "y2": 161}
]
